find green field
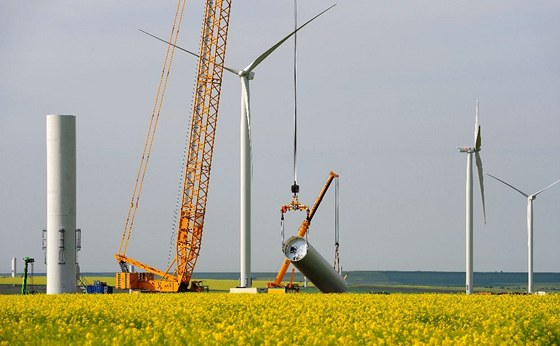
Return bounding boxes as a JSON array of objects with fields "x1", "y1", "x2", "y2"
[{"x1": 2, "y1": 271, "x2": 559, "y2": 294}]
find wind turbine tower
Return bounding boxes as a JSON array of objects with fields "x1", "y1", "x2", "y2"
[
  {"x1": 488, "y1": 174, "x2": 560, "y2": 293},
  {"x1": 457, "y1": 101, "x2": 486, "y2": 294},
  {"x1": 46, "y1": 115, "x2": 77, "y2": 294}
]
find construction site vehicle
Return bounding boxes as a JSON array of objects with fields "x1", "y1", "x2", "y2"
[
  {"x1": 21, "y1": 257, "x2": 34, "y2": 295},
  {"x1": 115, "y1": 0, "x2": 232, "y2": 292},
  {"x1": 189, "y1": 281, "x2": 209, "y2": 292},
  {"x1": 268, "y1": 171, "x2": 339, "y2": 288},
  {"x1": 86, "y1": 280, "x2": 113, "y2": 294}
]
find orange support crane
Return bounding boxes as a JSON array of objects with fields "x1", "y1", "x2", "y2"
[
  {"x1": 268, "y1": 171, "x2": 339, "y2": 288},
  {"x1": 115, "y1": 0, "x2": 232, "y2": 292}
]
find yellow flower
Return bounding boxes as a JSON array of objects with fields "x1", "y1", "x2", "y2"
[{"x1": 0, "y1": 293, "x2": 559, "y2": 344}]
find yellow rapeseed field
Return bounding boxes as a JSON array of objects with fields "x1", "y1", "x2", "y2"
[{"x1": 1, "y1": 293, "x2": 559, "y2": 345}]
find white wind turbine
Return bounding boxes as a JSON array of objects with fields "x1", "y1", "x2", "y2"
[
  {"x1": 457, "y1": 100, "x2": 486, "y2": 294},
  {"x1": 487, "y1": 174, "x2": 560, "y2": 293},
  {"x1": 141, "y1": 4, "x2": 335, "y2": 288}
]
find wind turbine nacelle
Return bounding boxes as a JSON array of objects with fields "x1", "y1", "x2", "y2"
[{"x1": 457, "y1": 147, "x2": 474, "y2": 153}]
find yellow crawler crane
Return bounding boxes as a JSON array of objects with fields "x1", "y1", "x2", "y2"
[{"x1": 115, "y1": 0, "x2": 232, "y2": 292}]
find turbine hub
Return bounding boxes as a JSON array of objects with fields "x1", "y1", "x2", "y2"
[{"x1": 239, "y1": 70, "x2": 255, "y2": 80}]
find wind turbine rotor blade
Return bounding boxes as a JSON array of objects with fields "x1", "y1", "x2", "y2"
[
  {"x1": 139, "y1": 29, "x2": 241, "y2": 75},
  {"x1": 243, "y1": 4, "x2": 336, "y2": 73},
  {"x1": 533, "y1": 177, "x2": 560, "y2": 197},
  {"x1": 487, "y1": 173, "x2": 529, "y2": 198},
  {"x1": 139, "y1": 29, "x2": 199, "y2": 58},
  {"x1": 241, "y1": 79, "x2": 253, "y2": 176},
  {"x1": 474, "y1": 100, "x2": 482, "y2": 151},
  {"x1": 474, "y1": 152, "x2": 487, "y2": 223}
]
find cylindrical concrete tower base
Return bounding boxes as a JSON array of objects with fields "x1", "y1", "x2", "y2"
[{"x1": 46, "y1": 115, "x2": 77, "y2": 294}]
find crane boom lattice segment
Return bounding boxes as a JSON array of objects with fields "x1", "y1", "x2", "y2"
[
  {"x1": 176, "y1": 0, "x2": 232, "y2": 289},
  {"x1": 118, "y1": 0, "x2": 188, "y2": 257}
]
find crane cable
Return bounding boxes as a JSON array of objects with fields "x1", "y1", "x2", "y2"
[
  {"x1": 334, "y1": 176, "x2": 341, "y2": 273},
  {"x1": 280, "y1": 213, "x2": 285, "y2": 245},
  {"x1": 167, "y1": 116, "x2": 190, "y2": 268},
  {"x1": 291, "y1": 0, "x2": 299, "y2": 197},
  {"x1": 281, "y1": 0, "x2": 300, "y2": 246},
  {"x1": 282, "y1": 0, "x2": 302, "y2": 247},
  {"x1": 119, "y1": 0, "x2": 187, "y2": 256}
]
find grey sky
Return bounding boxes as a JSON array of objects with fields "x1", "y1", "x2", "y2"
[{"x1": 1, "y1": 1, "x2": 559, "y2": 275}]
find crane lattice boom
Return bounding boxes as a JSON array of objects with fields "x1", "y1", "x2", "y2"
[{"x1": 176, "y1": 0, "x2": 232, "y2": 290}]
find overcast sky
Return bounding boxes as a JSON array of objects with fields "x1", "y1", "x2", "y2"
[{"x1": 1, "y1": 1, "x2": 560, "y2": 275}]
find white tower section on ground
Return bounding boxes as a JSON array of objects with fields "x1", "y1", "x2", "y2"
[
  {"x1": 284, "y1": 236, "x2": 347, "y2": 293},
  {"x1": 46, "y1": 115, "x2": 77, "y2": 294}
]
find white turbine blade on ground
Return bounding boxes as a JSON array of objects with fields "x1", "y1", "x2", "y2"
[
  {"x1": 139, "y1": 29, "x2": 241, "y2": 75},
  {"x1": 474, "y1": 151, "x2": 486, "y2": 223},
  {"x1": 474, "y1": 100, "x2": 481, "y2": 151},
  {"x1": 243, "y1": 4, "x2": 336, "y2": 73},
  {"x1": 532, "y1": 177, "x2": 560, "y2": 197},
  {"x1": 487, "y1": 174, "x2": 529, "y2": 198}
]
